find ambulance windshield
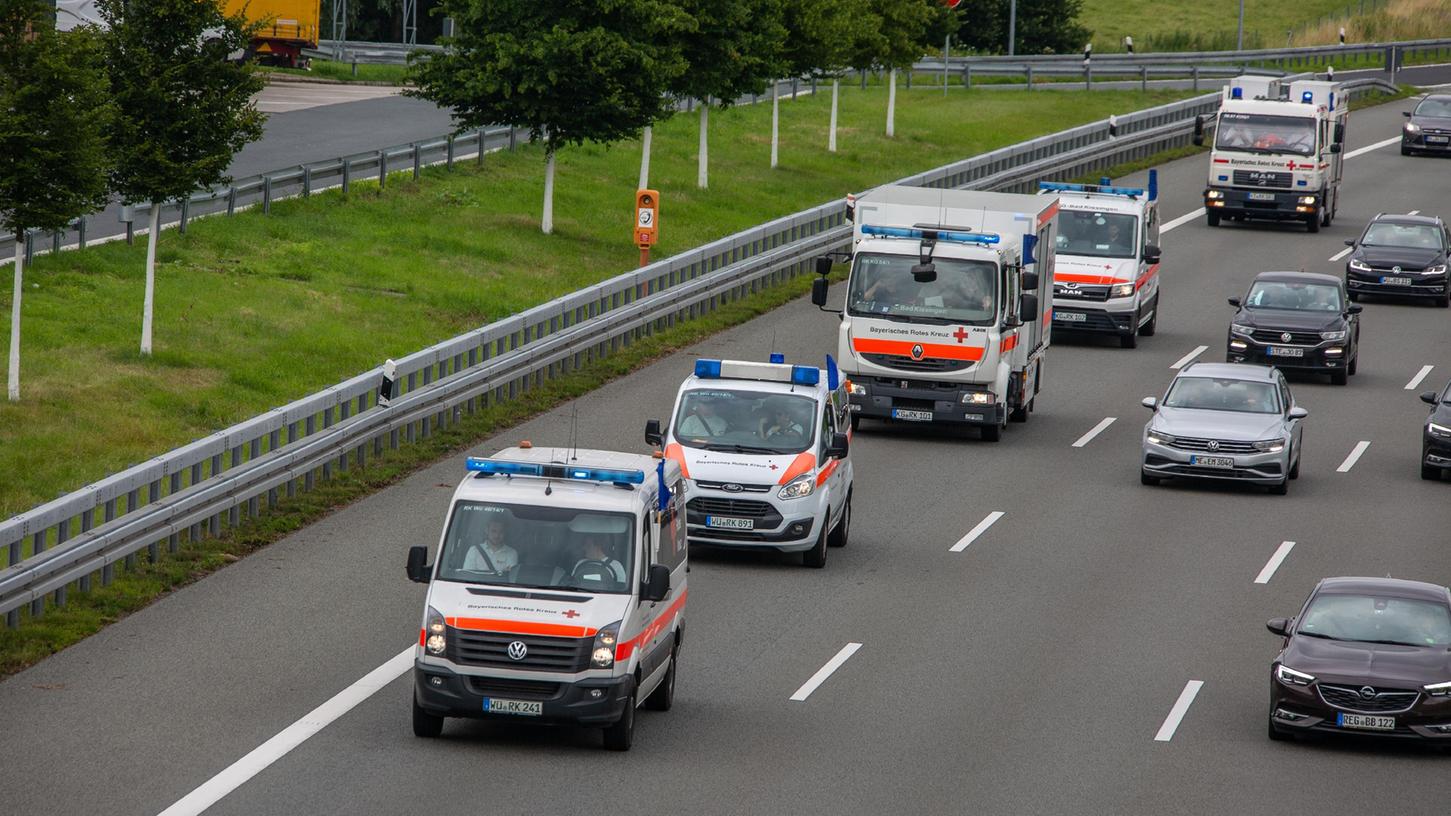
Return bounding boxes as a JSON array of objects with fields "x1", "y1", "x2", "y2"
[
  {"x1": 1056, "y1": 211, "x2": 1138, "y2": 259},
  {"x1": 673, "y1": 388, "x2": 818, "y2": 455},
  {"x1": 847, "y1": 254, "x2": 996, "y2": 324},
  {"x1": 1214, "y1": 112, "x2": 1316, "y2": 156},
  {"x1": 435, "y1": 502, "x2": 637, "y2": 594}
]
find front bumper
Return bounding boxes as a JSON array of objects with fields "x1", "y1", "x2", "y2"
[
  {"x1": 1347, "y1": 268, "x2": 1448, "y2": 299},
  {"x1": 1270, "y1": 673, "x2": 1451, "y2": 742},
  {"x1": 684, "y1": 483, "x2": 822, "y2": 551},
  {"x1": 1052, "y1": 301, "x2": 1136, "y2": 335},
  {"x1": 1424, "y1": 437, "x2": 1451, "y2": 469},
  {"x1": 848, "y1": 377, "x2": 1003, "y2": 426},
  {"x1": 414, "y1": 662, "x2": 632, "y2": 726},
  {"x1": 1142, "y1": 439, "x2": 1287, "y2": 485},
  {"x1": 1204, "y1": 187, "x2": 1318, "y2": 221},
  {"x1": 1403, "y1": 132, "x2": 1451, "y2": 153},
  {"x1": 1226, "y1": 334, "x2": 1347, "y2": 372}
]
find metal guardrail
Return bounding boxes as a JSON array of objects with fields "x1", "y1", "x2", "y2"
[
  {"x1": 932, "y1": 36, "x2": 1451, "y2": 68},
  {"x1": 0, "y1": 79, "x2": 1398, "y2": 626}
]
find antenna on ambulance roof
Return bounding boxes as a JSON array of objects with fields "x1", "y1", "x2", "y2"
[{"x1": 568, "y1": 403, "x2": 580, "y2": 462}]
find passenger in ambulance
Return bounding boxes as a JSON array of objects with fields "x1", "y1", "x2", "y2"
[
  {"x1": 679, "y1": 399, "x2": 729, "y2": 437},
  {"x1": 461, "y1": 516, "x2": 520, "y2": 576}
]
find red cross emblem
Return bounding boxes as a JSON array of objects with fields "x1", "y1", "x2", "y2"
[
  {"x1": 769, "y1": 463, "x2": 779, "y2": 470},
  {"x1": 562, "y1": 610, "x2": 580, "y2": 619},
  {"x1": 952, "y1": 326, "x2": 969, "y2": 343},
  {"x1": 1285, "y1": 160, "x2": 1294, "y2": 169}
]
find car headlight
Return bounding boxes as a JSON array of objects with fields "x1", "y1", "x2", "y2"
[
  {"x1": 591, "y1": 621, "x2": 621, "y2": 669},
  {"x1": 778, "y1": 473, "x2": 816, "y2": 500},
  {"x1": 1275, "y1": 664, "x2": 1315, "y2": 687},
  {"x1": 1319, "y1": 330, "x2": 1346, "y2": 341},
  {"x1": 424, "y1": 606, "x2": 447, "y2": 656},
  {"x1": 1109, "y1": 282, "x2": 1135, "y2": 298},
  {"x1": 1253, "y1": 438, "x2": 1287, "y2": 453},
  {"x1": 1348, "y1": 258, "x2": 1371, "y2": 272},
  {"x1": 1230, "y1": 322, "x2": 1254, "y2": 337},
  {"x1": 960, "y1": 391, "x2": 993, "y2": 405},
  {"x1": 1405, "y1": 122, "x2": 1422, "y2": 134},
  {"x1": 1146, "y1": 429, "x2": 1175, "y2": 446},
  {"x1": 846, "y1": 380, "x2": 866, "y2": 396},
  {"x1": 1206, "y1": 190, "x2": 1224, "y2": 200},
  {"x1": 1298, "y1": 195, "x2": 1317, "y2": 205},
  {"x1": 1428, "y1": 421, "x2": 1451, "y2": 438},
  {"x1": 1423, "y1": 264, "x2": 1447, "y2": 276},
  {"x1": 1425, "y1": 681, "x2": 1451, "y2": 697}
]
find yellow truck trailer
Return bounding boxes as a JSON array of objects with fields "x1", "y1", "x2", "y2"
[{"x1": 221, "y1": 0, "x2": 320, "y2": 69}]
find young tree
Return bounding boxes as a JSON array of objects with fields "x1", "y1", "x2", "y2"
[
  {"x1": 666, "y1": 0, "x2": 784, "y2": 186},
  {"x1": 867, "y1": 0, "x2": 940, "y2": 138},
  {"x1": 409, "y1": 0, "x2": 690, "y2": 233},
  {"x1": 1, "y1": 0, "x2": 112, "y2": 401},
  {"x1": 952, "y1": 0, "x2": 1090, "y2": 56},
  {"x1": 99, "y1": 0, "x2": 265, "y2": 356},
  {"x1": 781, "y1": 0, "x2": 867, "y2": 154}
]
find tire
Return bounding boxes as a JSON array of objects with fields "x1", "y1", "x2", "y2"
[
  {"x1": 1320, "y1": 199, "x2": 1333, "y2": 228},
  {"x1": 602, "y1": 689, "x2": 636, "y2": 751},
  {"x1": 1402, "y1": 145, "x2": 1413, "y2": 156},
  {"x1": 1207, "y1": 210, "x2": 1221, "y2": 227},
  {"x1": 828, "y1": 493, "x2": 850, "y2": 548},
  {"x1": 1422, "y1": 463, "x2": 1441, "y2": 481},
  {"x1": 1139, "y1": 297, "x2": 1158, "y2": 337},
  {"x1": 849, "y1": 413, "x2": 860, "y2": 432},
  {"x1": 1348, "y1": 354, "x2": 1358, "y2": 376},
  {"x1": 1348, "y1": 291, "x2": 1360, "y2": 302},
  {"x1": 412, "y1": 696, "x2": 444, "y2": 739},
  {"x1": 1289, "y1": 449, "x2": 1300, "y2": 480},
  {"x1": 802, "y1": 524, "x2": 828, "y2": 568},
  {"x1": 1140, "y1": 470, "x2": 1160, "y2": 486},
  {"x1": 644, "y1": 644, "x2": 677, "y2": 711},
  {"x1": 1268, "y1": 717, "x2": 1290, "y2": 742},
  {"x1": 1009, "y1": 401, "x2": 1029, "y2": 422},
  {"x1": 1269, "y1": 477, "x2": 1289, "y2": 495},
  {"x1": 1439, "y1": 291, "x2": 1450, "y2": 309},
  {"x1": 1330, "y1": 369, "x2": 1348, "y2": 386},
  {"x1": 1307, "y1": 214, "x2": 1321, "y2": 234},
  {"x1": 1120, "y1": 326, "x2": 1138, "y2": 348},
  {"x1": 980, "y1": 422, "x2": 1002, "y2": 442}
]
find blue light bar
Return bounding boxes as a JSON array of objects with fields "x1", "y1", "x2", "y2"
[
  {"x1": 566, "y1": 467, "x2": 646, "y2": 485},
  {"x1": 466, "y1": 457, "x2": 644, "y2": 484},
  {"x1": 1301, "y1": 91, "x2": 1314, "y2": 103},
  {"x1": 467, "y1": 458, "x2": 544, "y2": 476},
  {"x1": 769, "y1": 353, "x2": 785, "y2": 364},
  {"x1": 1040, "y1": 180, "x2": 1146, "y2": 199},
  {"x1": 860, "y1": 224, "x2": 999, "y2": 246},
  {"x1": 695, "y1": 359, "x2": 722, "y2": 378},
  {"x1": 790, "y1": 365, "x2": 820, "y2": 386}
]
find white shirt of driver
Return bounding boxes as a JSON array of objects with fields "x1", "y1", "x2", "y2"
[
  {"x1": 462, "y1": 539, "x2": 518, "y2": 574},
  {"x1": 571, "y1": 558, "x2": 626, "y2": 583}
]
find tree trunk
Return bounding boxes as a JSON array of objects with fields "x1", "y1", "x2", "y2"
[
  {"x1": 770, "y1": 81, "x2": 780, "y2": 169},
  {"x1": 541, "y1": 147, "x2": 556, "y2": 234},
  {"x1": 141, "y1": 203, "x2": 159, "y2": 356},
  {"x1": 7, "y1": 234, "x2": 21, "y2": 402},
  {"x1": 697, "y1": 102, "x2": 709, "y2": 189},
  {"x1": 829, "y1": 79, "x2": 840, "y2": 153},
  {"x1": 887, "y1": 68, "x2": 897, "y2": 137},
  {"x1": 638, "y1": 126, "x2": 652, "y2": 190}
]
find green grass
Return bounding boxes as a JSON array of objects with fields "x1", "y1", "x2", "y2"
[
  {"x1": 262, "y1": 59, "x2": 411, "y2": 84},
  {"x1": 1078, "y1": 0, "x2": 1368, "y2": 52}
]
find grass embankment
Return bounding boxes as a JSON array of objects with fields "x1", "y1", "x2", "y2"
[
  {"x1": 1291, "y1": 0, "x2": 1451, "y2": 46},
  {"x1": 1079, "y1": 0, "x2": 1367, "y2": 52},
  {"x1": 263, "y1": 59, "x2": 411, "y2": 84}
]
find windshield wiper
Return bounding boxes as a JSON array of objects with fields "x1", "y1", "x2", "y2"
[
  {"x1": 704, "y1": 443, "x2": 781, "y2": 454},
  {"x1": 1344, "y1": 638, "x2": 1427, "y2": 647},
  {"x1": 1296, "y1": 631, "x2": 1343, "y2": 641}
]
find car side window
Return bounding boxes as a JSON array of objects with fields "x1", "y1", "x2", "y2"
[
  {"x1": 818, "y1": 404, "x2": 835, "y2": 456},
  {"x1": 1279, "y1": 381, "x2": 1292, "y2": 412}
]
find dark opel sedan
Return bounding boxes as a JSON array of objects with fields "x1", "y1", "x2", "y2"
[
  {"x1": 1267, "y1": 577, "x2": 1451, "y2": 746},
  {"x1": 1420, "y1": 380, "x2": 1451, "y2": 480},
  {"x1": 1227, "y1": 271, "x2": 1361, "y2": 385}
]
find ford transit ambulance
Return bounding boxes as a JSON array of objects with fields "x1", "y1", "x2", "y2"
[
  {"x1": 405, "y1": 446, "x2": 686, "y2": 751},
  {"x1": 1040, "y1": 172, "x2": 1163, "y2": 349},
  {"x1": 646, "y1": 356, "x2": 853, "y2": 569}
]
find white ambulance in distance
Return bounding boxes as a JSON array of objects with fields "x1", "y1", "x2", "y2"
[
  {"x1": 405, "y1": 446, "x2": 686, "y2": 751},
  {"x1": 1040, "y1": 172, "x2": 1163, "y2": 349},
  {"x1": 646, "y1": 356, "x2": 853, "y2": 569}
]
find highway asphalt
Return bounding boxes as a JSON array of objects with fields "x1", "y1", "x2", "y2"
[{"x1": 2, "y1": 98, "x2": 1449, "y2": 815}]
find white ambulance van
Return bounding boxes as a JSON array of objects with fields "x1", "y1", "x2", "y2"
[{"x1": 406, "y1": 445, "x2": 686, "y2": 751}]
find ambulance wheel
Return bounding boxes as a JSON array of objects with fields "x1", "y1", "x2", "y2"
[
  {"x1": 1307, "y1": 214, "x2": 1321, "y2": 234},
  {"x1": 602, "y1": 689, "x2": 636, "y2": 751},
  {"x1": 644, "y1": 642, "x2": 677, "y2": 711},
  {"x1": 1321, "y1": 203, "x2": 1333, "y2": 228},
  {"x1": 802, "y1": 524, "x2": 828, "y2": 568},
  {"x1": 849, "y1": 414, "x2": 860, "y2": 432},
  {"x1": 1206, "y1": 211, "x2": 1221, "y2": 227},
  {"x1": 412, "y1": 696, "x2": 444, "y2": 738},
  {"x1": 828, "y1": 493, "x2": 851, "y2": 548},
  {"x1": 1140, "y1": 299, "x2": 1158, "y2": 336},
  {"x1": 1348, "y1": 291, "x2": 1360, "y2": 302},
  {"x1": 1010, "y1": 402, "x2": 1029, "y2": 423},
  {"x1": 1120, "y1": 328, "x2": 1138, "y2": 349},
  {"x1": 980, "y1": 422, "x2": 1002, "y2": 442}
]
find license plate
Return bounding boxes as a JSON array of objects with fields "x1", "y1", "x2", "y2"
[
  {"x1": 1248, "y1": 192, "x2": 1277, "y2": 201},
  {"x1": 1190, "y1": 455, "x2": 1234, "y2": 468},
  {"x1": 892, "y1": 409, "x2": 933, "y2": 422},
  {"x1": 1380, "y1": 276, "x2": 1413, "y2": 286},
  {"x1": 484, "y1": 698, "x2": 542, "y2": 716},
  {"x1": 1337, "y1": 712, "x2": 1395, "y2": 731},
  {"x1": 1427, "y1": 136, "x2": 1449, "y2": 144},
  {"x1": 1056, "y1": 311, "x2": 1087, "y2": 322},
  {"x1": 706, "y1": 515, "x2": 754, "y2": 530},
  {"x1": 1267, "y1": 346, "x2": 1304, "y2": 357}
]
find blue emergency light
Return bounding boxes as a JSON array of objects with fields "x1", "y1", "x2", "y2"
[
  {"x1": 1301, "y1": 91, "x2": 1314, "y2": 103},
  {"x1": 860, "y1": 224, "x2": 999, "y2": 246},
  {"x1": 1038, "y1": 180, "x2": 1146, "y2": 199},
  {"x1": 1231, "y1": 87, "x2": 1243, "y2": 99},
  {"x1": 695, "y1": 359, "x2": 723, "y2": 378},
  {"x1": 466, "y1": 456, "x2": 645, "y2": 485},
  {"x1": 769, "y1": 353, "x2": 785, "y2": 364},
  {"x1": 790, "y1": 365, "x2": 820, "y2": 386}
]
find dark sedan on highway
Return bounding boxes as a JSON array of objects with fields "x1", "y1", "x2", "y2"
[
  {"x1": 1402, "y1": 93, "x2": 1451, "y2": 156},
  {"x1": 1227, "y1": 271, "x2": 1361, "y2": 385},
  {"x1": 1267, "y1": 576, "x2": 1451, "y2": 746},
  {"x1": 1345, "y1": 213, "x2": 1451, "y2": 307},
  {"x1": 1420, "y1": 381, "x2": 1451, "y2": 480}
]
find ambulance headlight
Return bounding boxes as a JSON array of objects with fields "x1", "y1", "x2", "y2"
[
  {"x1": 778, "y1": 474, "x2": 816, "y2": 500},
  {"x1": 424, "y1": 606, "x2": 446, "y2": 656},
  {"x1": 1298, "y1": 196, "x2": 1317, "y2": 206},
  {"x1": 1206, "y1": 190, "x2": 1224, "y2": 200},
  {"x1": 1110, "y1": 282, "x2": 1135, "y2": 298},
  {"x1": 961, "y1": 391, "x2": 993, "y2": 405},
  {"x1": 591, "y1": 622, "x2": 621, "y2": 669},
  {"x1": 846, "y1": 380, "x2": 866, "y2": 396}
]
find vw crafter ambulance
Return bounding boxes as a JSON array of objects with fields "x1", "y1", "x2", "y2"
[{"x1": 406, "y1": 446, "x2": 686, "y2": 751}]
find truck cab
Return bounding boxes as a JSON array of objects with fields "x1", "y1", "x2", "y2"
[{"x1": 406, "y1": 446, "x2": 686, "y2": 751}]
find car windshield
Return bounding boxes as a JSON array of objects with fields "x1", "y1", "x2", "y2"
[
  {"x1": 435, "y1": 501, "x2": 635, "y2": 594},
  {"x1": 1361, "y1": 222, "x2": 1444, "y2": 250},
  {"x1": 1245, "y1": 280, "x2": 1343, "y2": 312},
  {"x1": 673, "y1": 388, "x2": 818, "y2": 454},
  {"x1": 1215, "y1": 112, "x2": 1317, "y2": 156},
  {"x1": 1414, "y1": 97, "x2": 1451, "y2": 117},
  {"x1": 1299, "y1": 593, "x2": 1451, "y2": 647},
  {"x1": 1056, "y1": 211, "x2": 1138, "y2": 259},
  {"x1": 1163, "y1": 377, "x2": 1280, "y2": 414},
  {"x1": 847, "y1": 253, "x2": 997, "y2": 325}
]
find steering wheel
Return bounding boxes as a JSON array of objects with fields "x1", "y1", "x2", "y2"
[{"x1": 570, "y1": 559, "x2": 617, "y2": 587}]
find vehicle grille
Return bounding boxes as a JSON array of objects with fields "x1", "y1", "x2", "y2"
[
  {"x1": 861, "y1": 352, "x2": 972, "y2": 373},
  {"x1": 448, "y1": 629, "x2": 590, "y2": 673},
  {"x1": 468, "y1": 676, "x2": 563, "y2": 700},
  {"x1": 1366, "y1": 264, "x2": 1427, "y2": 274},
  {"x1": 866, "y1": 376, "x2": 960, "y2": 392},
  {"x1": 688, "y1": 497, "x2": 777, "y2": 518},
  {"x1": 693, "y1": 479, "x2": 772, "y2": 493},
  {"x1": 1249, "y1": 329, "x2": 1321, "y2": 346},
  {"x1": 1317, "y1": 684, "x2": 1420, "y2": 714},
  {"x1": 1167, "y1": 437, "x2": 1259, "y2": 453},
  {"x1": 1233, "y1": 169, "x2": 1292, "y2": 188},
  {"x1": 1054, "y1": 284, "x2": 1111, "y2": 302}
]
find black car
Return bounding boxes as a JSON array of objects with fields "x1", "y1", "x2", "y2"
[
  {"x1": 1344, "y1": 213, "x2": 1451, "y2": 307},
  {"x1": 1227, "y1": 271, "x2": 1361, "y2": 385},
  {"x1": 1267, "y1": 576, "x2": 1451, "y2": 746},
  {"x1": 1419, "y1": 381, "x2": 1451, "y2": 480},
  {"x1": 1402, "y1": 94, "x2": 1451, "y2": 156}
]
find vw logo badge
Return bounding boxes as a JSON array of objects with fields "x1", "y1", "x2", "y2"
[
  {"x1": 1280, "y1": 332, "x2": 1293, "y2": 343},
  {"x1": 910, "y1": 343, "x2": 925, "y2": 361},
  {"x1": 507, "y1": 641, "x2": 528, "y2": 661},
  {"x1": 722, "y1": 483, "x2": 744, "y2": 493},
  {"x1": 1207, "y1": 440, "x2": 1220, "y2": 452},
  {"x1": 1392, "y1": 266, "x2": 1402, "y2": 273},
  {"x1": 1360, "y1": 686, "x2": 1377, "y2": 700}
]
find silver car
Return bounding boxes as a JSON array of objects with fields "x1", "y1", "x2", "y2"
[{"x1": 1141, "y1": 362, "x2": 1307, "y2": 495}]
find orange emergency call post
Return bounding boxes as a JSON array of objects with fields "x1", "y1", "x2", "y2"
[{"x1": 635, "y1": 189, "x2": 660, "y2": 266}]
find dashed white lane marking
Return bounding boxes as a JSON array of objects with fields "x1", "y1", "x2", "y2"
[
  {"x1": 1161, "y1": 208, "x2": 1205, "y2": 233},
  {"x1": 1154, "y1": 680, "x2": 1204, "y2": 742},
  {"x1": 1329, "y1": 245, "x2": 1354, "y2": 262},
  {"x1": 790, "y1": 643, "x2": 862, "y2": 701},
  {"x1": 1345, "y1": 136, "x2": 1401, "y2": 160},
  {"x1": 1171, "y1": 345, "x2": 1208, "y2": 370},
  {"x1": 1337, "y1": 440, "x2": 1371, "y2": 473},
  {"x1": 949, "y1": 511, "x2": 1005, "y2": 553},
  {"x1": 1073, "y1": 417, "x2": 1117, "y2": 448},
  {"x1": 157, "y1": 646, "x2": 413, "y2": 816},
  {"x1": 1406, "y1": 365, "x2": 1435, "y2": 391},
  {"x1": 1254, "y1": 541, "x2": 1296, "y2": 585},
  {"x1": 1408, "y1": 210, "x2": 1421, "y2": 216}
]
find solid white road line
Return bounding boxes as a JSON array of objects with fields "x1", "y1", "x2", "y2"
[
  {"x1": 790, "y1": 643, "x2": 862, "y2": 702},
  {"x1": 157, "y1": 646, "x2": 414, "y2": 816},
  {"x1": 1337, "y1": 440, "x2": 1371, "y2": 473},
  {"x1": 1073, "y1": 417, "x2": 1117, "y2": 448},
  {"x1": 1161, "y1": 208, "x2": 1205, "y2": 233},
  {"x1": 1254, "y1": 541, "x2": 1296, "y2": 585},
  {"x1": 1406, "y1": 365, "x2": 1435, "y2": 391},
  {"x1": 949, "y1": 511, "x2": 1005, "y2": 553},
  {"x1": 1154, "y1": 680, "x2": 1204, "y2": 742},
  {"x1": 1345, "y1": 136, "x2": 1402, "y2": 160},
  {"x1": 1328, "y1": 245, "x2": 1354, "y2": 262},
  {"x1": 1171, "y1": 345, "x2": 1208, "y2": 370}
]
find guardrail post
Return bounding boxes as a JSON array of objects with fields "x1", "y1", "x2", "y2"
[
  {"x1": 304, "y1": 415, "x2": 317, "y2": 489},
  {"x1": 380, "y1": 151, "x2": 389, "y2": 188},
  {"x1": 263, "y1": 176, "x2": 273, "y2": 214},
  {"x1": 76, "y1": 216, "x2": 87, "y2": 249},
  {"x1": 342, "y1": 160, "x2": 352, "y2": 194},
  {"x1": 303, "y1": 166, "x2": 312, "y2": 197},
  {"x1": 446, "y1": 135, "x2": 455, "y2": 169},
  {"x1": 1192, "y1": 65, "x2": 1199, "y2": 92},
  {"x1": 413, "y1": 144, "x2": 422, "y2": 180},
  {"x1": 179, "y1": 198, "x2": 189, "y2": 234},
  {"x1": 227, "y1": 186, "x2": 237, "y2": 216},
  {"x1": 24, "y1": 230, "x2": 34, "y2": 266},
  {"x1": 52, "y1": 230, "x2": 61, "y2": 254},
  {"x1": 476, "y1": 130, "x2": 486, "y2": 166},
  {"x1": 1085, "y1": 65, "x2": 1091, "y2": 90},
  {"x1": 1140, "y1": 65, "x2": 1148, "y2": 92},
  {"x1": 962, "y1": 65, "x2": 971, "y2": 89},
  {"x1": 509, "y1": 128, "x2": 517, "y2": 151},
  {"x1": 28, "y1": 530, "x2": 47, "y2": 618},
  {"x1": 1025, "y1": 65, "x2": 1032, "y2": 90}
]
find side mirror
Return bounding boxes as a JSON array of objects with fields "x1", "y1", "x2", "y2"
[
  {"x1": 1141, "y1": 397, "x2": 1157, "y2": 410},
  {"x1": 1142, "y1": 244, "x2": 1162, "y2": 264},
  {"x1": 406, "y1": 546, "x2": 431, "y2": 584},
  {"x1": 811, "y1": 277, "x2": 830, "y2": 308},
  {"x1": 1344, "y1": 239, "x2": 1355, "y2": 247},
  {"x1": 1021, "y1": 271, "x2": 1039, "y2": 290},
  {"x1": 644, "y1": 419, "x2": 663, "y2": 447},
  {"x1": 1421, "y1": 391, "x2": 1438, "y2": 405},
  {"x1": 1192, "y1": 114, "x2": 1205, "y2": 146},
  {"x1": 641, "y1": 564, "x2": 670, "y2": 602},
  {"x1": 825, "y1": 431, "x2": 849, "y2": 460},
  {"x1": 1334, "y1": 122, "x2": 1345, "y2": 143},
  {"x1": 1329, "y1": 142, "x2": 1342, "y2": 154},
  {"x1": 1288, "y1": 406, "x2": 1308, "y2": 420},
  {"x1": 1404, "y1": 111, "x2": 1413, "y2": 118},
  {"x1": 814, "y1": 256, "x2": 833, "y2": 276},
  {"x1": 1018, "y1": 293, "x2": 1039, "y2": 322},
  {"x1": 1346, "y1": 303, "x2": 1363, "y2": 315},
  {"x1": 1266, "y1": 617, "x2": 1291, "y2": 637},
  {"x1": 1227, "y1": 296, "x2": 1241, "y2": 307}
]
